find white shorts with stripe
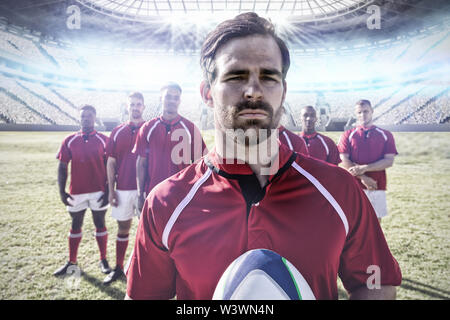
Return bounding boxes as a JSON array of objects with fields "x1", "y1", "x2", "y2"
[
  {"x1": 111, "y1": 190, "x2": 140, "y2": 221},
  {"x1": 67, "y1": 191, "x2": 109, "y2": 213},
  {"x1": 363, "y1": 190, "x2": 388, "y2": 218}
]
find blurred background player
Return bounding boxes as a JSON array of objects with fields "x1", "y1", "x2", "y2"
[
  {"x1": 103, "y1": 92, "x2": 145, "y2": 285},
  {"x1": 134, "y1": 82, "x2": 207, "y2": 211},
  {"x1": 54, "y1": 105, "x2": 111, "y2": 276},
  {"x1": 299, "y1": 105, "x2": 340, "y2": 165},
  {"x1": 338, "y1": 99, "x2": 398, "y2": 222},
  {"x1": 278, "y1": 123, "x2": 309, "y2": 156}
]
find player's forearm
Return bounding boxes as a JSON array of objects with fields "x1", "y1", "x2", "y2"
[
  {"x1": 106, "y1": 157, "x2": 117, "y2": 192},
  {"x1": 339, "y1": 154, "x2": 355, "y2": 170},
  {"x1": 359, "y1": 157, "x2": 394, "y2": 173},
  {"x1": 136, "y1": 156, "x2": 147, "y2": 196},
  {"x1": 57, "y1": 162, "x2": 68, "y2": 194}
]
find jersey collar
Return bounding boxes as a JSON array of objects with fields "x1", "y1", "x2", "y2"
[
  {"x1": 160, "y1": 115, "x2": 182, "y2": 126},
  {"x1": 300, "y1": 131, "x2": 318, "y2": 139},
  {"x1": 357, "y1": 125, "x2": 376, "y2": 131},
  {"x1": 205, "y1": 143, "x2": 296, "y2": 179},
  {"x1": 79, "y1": 129, "x2": 97, "y2": 136}
]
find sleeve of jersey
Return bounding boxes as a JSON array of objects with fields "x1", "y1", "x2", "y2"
[
  {"x1": 126, "y1": 194, "x2": 176, "y2": 300},
  {"x1": 384, "y1": 131, "x2": 398, "y2": 155},
  {"x1": 338, "y1": 180, "x2": 402, "y2": 293},
  {"x1": 56, "y1": 138, "x2": 71, "y2": 163},
  {"x1": 132, "y1": 124, "x2": 149, "y2": 157},
  {"x1": 327, "y1": 140, "x2": 341, "y2": 165},
  {"x1": 337, "y1": 131, "x2": 350, "y2": 154},
  {"x1": 105, "y1": 129, "x2": 116, "y2": 159}
]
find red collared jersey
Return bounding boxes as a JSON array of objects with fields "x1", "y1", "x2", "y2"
[
  {"x1": 278, "y1": 126, "x2": 309, "y2": 156},
  {"x1": 106, "y1": 121, "x2": 144, "y2": 190},
  {"x1": 127, "y1": 144, "x2": 401, "y2": 300},
  {"x1": 301, "y1": 132, "x2": 341, "y2": 165},
  {"x1": 56, "y1": 130, "x2": 108, "y2": 195},
  {"x1": 132, "y1": 115, "x2": 207, "y2": 194},
  {"x1": 338, "y1": 125, "x2": 398, "y2": 190}
]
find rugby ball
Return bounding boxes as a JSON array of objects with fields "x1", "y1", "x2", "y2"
[{"x1": 213, "y1": 249, "x2": 315, "y2": 300}]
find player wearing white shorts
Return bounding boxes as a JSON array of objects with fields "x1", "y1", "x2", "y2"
[
  {"x1": 338, "y1": 100, "x2": 398, "y2": 222},
  {"x1": 103, "y1": 92, "x2": 145, "y2": 285},
  {"x1": 54, "y1": 105, "x2": 111, "y2": 276}
]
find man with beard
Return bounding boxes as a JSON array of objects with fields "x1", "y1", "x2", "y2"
[
  {"x1": 126, "y1": 13, "x2": 401, "y2": 300},
  {"x1": 102, "y1": 92, "x2": 146, "y2": 285},
  {"x1": 133, "y1": 82, "x2": 207, "y2": 211},
  {"x1": 54, "y1": 105, "x2": 111, "y2": 276},
  {"x1": 299, "y1": 105, "x2": 340, "y2": 165}
]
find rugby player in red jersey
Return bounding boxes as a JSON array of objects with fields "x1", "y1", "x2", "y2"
[
  {"x1": 338, "y1": 100, "x2": 398, "y2": 222},
  {"x1": 133, "y1": 82, "x2": 207, "y2": 211},
  {"x1": 278, "y1": 124, "x2": 309, "y2": 156},
  {"x1": 126, "y1": 13, "x2": 401, "y2": 300},
  {"x1": 54, "y1": 105, "x2": 111, "y2": 276},
  {"x1": 299, "y1": 105, "x2": 340, "y2": 165},
  {"x1": 102, "y1": 92, "x2": 145, "y2": 285}
]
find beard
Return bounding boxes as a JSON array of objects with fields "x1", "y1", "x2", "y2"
[{"x1": 220, "y1": 100, "x2": 283, "y2": 146}]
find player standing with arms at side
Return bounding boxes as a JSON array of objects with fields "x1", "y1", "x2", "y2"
[
  {"x1": 134, "y1": 82, "x2": 207, "y2": 211},
  {"x1": 338, "y1": 100, "x2": 398, "y2": 222},
  {"x1": 299, "y1": 105, "x2": 340, "y2": 165},
  {"x1": 126, "y1": 13, "x2": 401, "y2": 300},
  {"x1": 54, "y1": 105, "x2": 111, "y2": 276},
  {"x1": 102, "y1": 92, "x2": 146, "y2": 285}
]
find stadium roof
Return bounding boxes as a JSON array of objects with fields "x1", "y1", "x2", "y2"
[
  {"x1": 0, "y1": 0, "x2": 449, "y2": 51},
  {"x1": 76, "y1": 0, "x2": 372, "y2": 22}
]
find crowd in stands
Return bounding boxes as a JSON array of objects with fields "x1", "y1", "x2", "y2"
[
  {"x1": 1, "y1": 72, "x2": 449, "y2": 127},
  {"x1": 0, "y1": 23, "x2": 449, "y2": 128}
]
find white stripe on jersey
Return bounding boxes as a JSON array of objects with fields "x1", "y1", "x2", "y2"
[
  {"x1": 94, "y1": 134, "x2": 106, "y2": 148},
  {"x1": 146, "y1": 120, "x2": 161, "y2": 142},
  {"x1": 179, "y1": 120, "x2": 192, "y2": 144},
  {"x1": 291, "y1": 162, "x2": 349, "y2": 236},
  {"x1": 317, "y1": 134, "x2": 329, "y2": 156},
  {"x1": 348, "y1": 128, "x2": 358, "y2": 143},
  {"x1": 375, "y1": 127, "x2": 388, "y2": 141},
  {"x1": 67, "y1": 133, "x2": 81, "y2": 149},
  {"x1": 162, "y1": 168, "x2": 212, "y2": 250},
  {"x1": 282, "y1": 131, "x2": 294, "y2": 151},
  {"x1": 113, "y1": 125, "x2": 127, "y2": 142}
]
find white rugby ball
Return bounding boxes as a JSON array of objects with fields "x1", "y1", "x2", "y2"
[{"x1": 213, "y1": 249, "x2": 315, "y2": 300}]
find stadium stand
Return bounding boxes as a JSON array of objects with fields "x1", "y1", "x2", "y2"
[{"x1": 0, "y1": 2, "x2": 449, "y2": 129}]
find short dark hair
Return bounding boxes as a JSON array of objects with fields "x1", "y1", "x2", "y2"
[
  {"x1": 355, "y1": 99, "x2": 372, "y2": 108},
  {"x1": 200, "y1": 12, "x2": 290, "y2": 85},
  {"x1": 160, "y1": 82, "x2": 182, "y2": 94},
  {"x1": 129, "y1": 92, "x2": 144, "y2": 103},
  {"x1": 80, "y1": 105, "x2": 96, "y2": 115}
]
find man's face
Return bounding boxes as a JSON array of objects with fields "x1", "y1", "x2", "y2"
[
  {"x1": 355, "y1": 103, "x2": 373, "y2": 127},
  {"x1": 205, "y1": 35, "x2": 286, "y2": 143},
  {"x1": 80, "y1": 109, "x2": 96, "y2": 132},
  {"x1": 300, "y1": 107, "x2": 317, "y2": 133},
  {"x1": 161, "y1": 87, "x2": 181, "y2": 120},
  {"x1": 128, "y1": 97, "x2": 145, "y2": 121}
]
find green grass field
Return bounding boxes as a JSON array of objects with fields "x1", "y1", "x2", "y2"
[{"x1": 0, "y1": 130, "x2": 449, "y2": 300}]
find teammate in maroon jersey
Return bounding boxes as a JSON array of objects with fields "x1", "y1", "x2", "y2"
[
  {"x1": 338, "y1": 100, "x2": 398, "y2": 221},
  {"x1": 278, "y1": 124, "x2": 309, "y2": 155},
  {"x1": 299, "y1": 105, "x2": 340, "y2": 165},
  {"x1": 133, "y1": 82, "x2": 207, "y2": 211},
  {"x1": 126, "y1": 13, "x2": 401, "y2": 300},
  {"x1": 54, "y1": 105, "x2": 111, "y2": 276},
  {"x1": 102, "y1": 92, "x2": 145, "y2": 285}
]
